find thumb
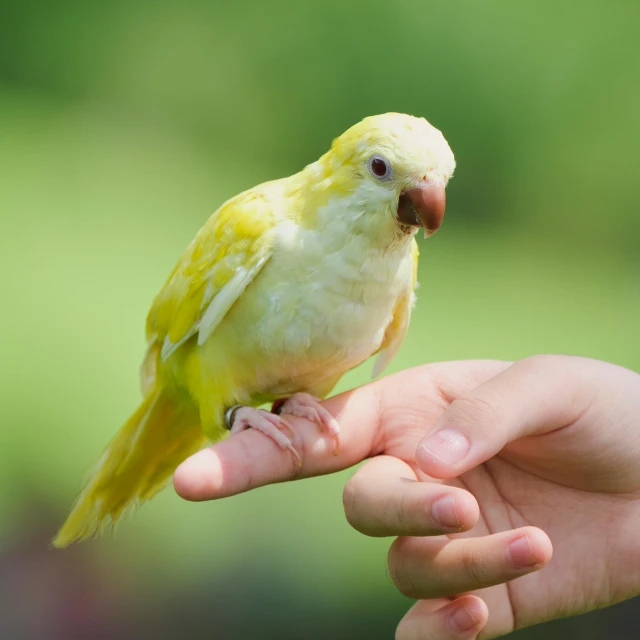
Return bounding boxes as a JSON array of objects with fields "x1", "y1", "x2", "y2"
[{"x1": 415, "y1": 355, "x2": 589, "y2": 479}]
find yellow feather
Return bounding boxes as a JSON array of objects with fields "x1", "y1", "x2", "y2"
[{"x1": 53, "y1": 389, "x2": 204, "y2": 548}]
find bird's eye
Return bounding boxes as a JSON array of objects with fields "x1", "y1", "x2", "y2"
[{"x1": 368, "y1": 155, "x2": 392, "y2": 181}]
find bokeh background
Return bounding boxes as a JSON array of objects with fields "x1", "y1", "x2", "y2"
[{"x1": 1, "y1": 1, "x2": 638, "y2": 638}]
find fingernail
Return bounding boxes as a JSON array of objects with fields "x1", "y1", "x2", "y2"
[
  {"x1": 431, "y1": 494, "x2": 460, "y2": 529},
  {"x1": 450, "y1": 603, "x2": 480, "y2": 633},
  {"x1": 419, "y1": 429, "x2": 470, "y2": 466},
  {"x1": 507, "y1": 535, "x2": 539, "y2": 568}
]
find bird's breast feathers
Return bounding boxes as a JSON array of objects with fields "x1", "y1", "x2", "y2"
[{"x1": 219, "y1": 183, "x2": 417, "y2": 393}]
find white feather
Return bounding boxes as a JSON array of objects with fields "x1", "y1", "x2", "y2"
[
  {"x1": 198, "y1": 255, "x2": 268, "y2": 347},
  {"x1": 160, "y1": 254, "x2": 270, "y2": 361}
]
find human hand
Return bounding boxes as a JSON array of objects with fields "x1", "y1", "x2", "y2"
[{"x1": 173, "y1": 356, "x2": 640, "y2": 638}]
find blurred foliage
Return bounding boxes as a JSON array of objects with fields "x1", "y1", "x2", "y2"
[{"x1": 1, "y1": 0, "x2": 638, "y2": 638}]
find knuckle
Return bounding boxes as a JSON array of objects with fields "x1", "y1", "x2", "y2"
[
  {"x1": 344, "y1": 465, "x2": 418, "y2": 537},
  {"x1": 392, "y1": 489, "x2": 409, "y2": 532},
  {"x1": 519, "y1": 353, "x2": 563, "y2": 375},
  {"x1": 521, "y1": 353, "x2": 560, "y2": 367},
  {"x1": 518, "y1": 353, "x2": 587, "y2": 386},
  {"x1": 394, "y1": 621, "x2": 408, "y2": 640},
  {"x1": 342, "y1": 474, "x2": 360, "y2": 524},
  {"x1": 448, "y1": 393, "x2": 503, "y2": 430},
  {"x1": 395, "y1": 616, "x2": 420, "y2": 640},
  {"x1": 459, "y1": 546, "x2": 492, "y2": 587},
  {"x1": 387, "y1": 538, "x2": 421, "y2": 598},
  {"x1": 342, "y1": 471, "x2": 370, "y2": 532}
]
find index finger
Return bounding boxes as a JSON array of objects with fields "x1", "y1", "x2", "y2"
[
  {"x1": 173, "y1": 385, "x2": 381, "y2": 501},
  {"x1": 173, "y1": 360, "x2": 509, "y2": 501}
]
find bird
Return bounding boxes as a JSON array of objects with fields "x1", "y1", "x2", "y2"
[{"x1": 53, "y1": 112, "x2": 456, "y2": 548}]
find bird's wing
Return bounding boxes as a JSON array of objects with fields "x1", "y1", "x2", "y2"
[
  {"x1": 372, "y1": 238, "x2": 419, "y2": 378},
  {"x1": 146, "y1": 189, "x2": 277, "y2": 363}
]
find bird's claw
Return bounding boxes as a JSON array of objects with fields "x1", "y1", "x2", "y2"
[
  {"x1": 273, "y1": 393, "x2": 341, "y2": 455},
  {"x1": 226, "y1": 405, "x2": 302, "y2": 468}
]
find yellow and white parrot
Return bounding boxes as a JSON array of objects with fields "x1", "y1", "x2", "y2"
[{"x1": 54, "y1": 113, "x2": 455, "y2": 547}]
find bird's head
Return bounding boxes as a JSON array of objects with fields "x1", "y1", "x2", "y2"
[{"x1": 313, "y1": 113, "x2": 455, "y2": 238}]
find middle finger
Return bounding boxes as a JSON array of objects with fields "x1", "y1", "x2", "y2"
[{"x1": 343, "y1": 455, "x2": 480, "y2": 536}]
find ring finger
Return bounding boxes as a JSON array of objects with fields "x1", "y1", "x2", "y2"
[{"x1": 388, "y1": 526, "x2": 552, "y2": 599}]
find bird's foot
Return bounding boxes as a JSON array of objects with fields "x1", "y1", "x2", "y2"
[
  {"x1": 225, "y1": 405, "x2": 301, "y2": 468},
  {"x1": 272, "y1": 393, "x2": 341, "y2": 455}
]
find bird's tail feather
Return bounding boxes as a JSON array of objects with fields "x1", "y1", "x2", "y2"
[{"x1": 53, "y1": 389, "x2": 205, "y2": 548}]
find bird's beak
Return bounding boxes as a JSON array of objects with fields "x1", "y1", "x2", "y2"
[{"x1": 396, "y1": 182, "x2": 446, "y2": 237}]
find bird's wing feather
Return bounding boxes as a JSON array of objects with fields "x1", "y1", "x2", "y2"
[
  {"x1": 145, "y1": 189, "x2": 277, "y2": 362},
  {"x1": 372, "y1": 238, "x2": 419, "y2": 378}
]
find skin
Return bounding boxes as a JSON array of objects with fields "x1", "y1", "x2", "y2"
[{"x1": 173, "y1": 355, "x2": 640, "y2": 638}]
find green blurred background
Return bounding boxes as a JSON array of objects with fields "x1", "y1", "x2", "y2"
[{"x1": 1, "y1": 0, "x2": 638, "y2": 638}]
